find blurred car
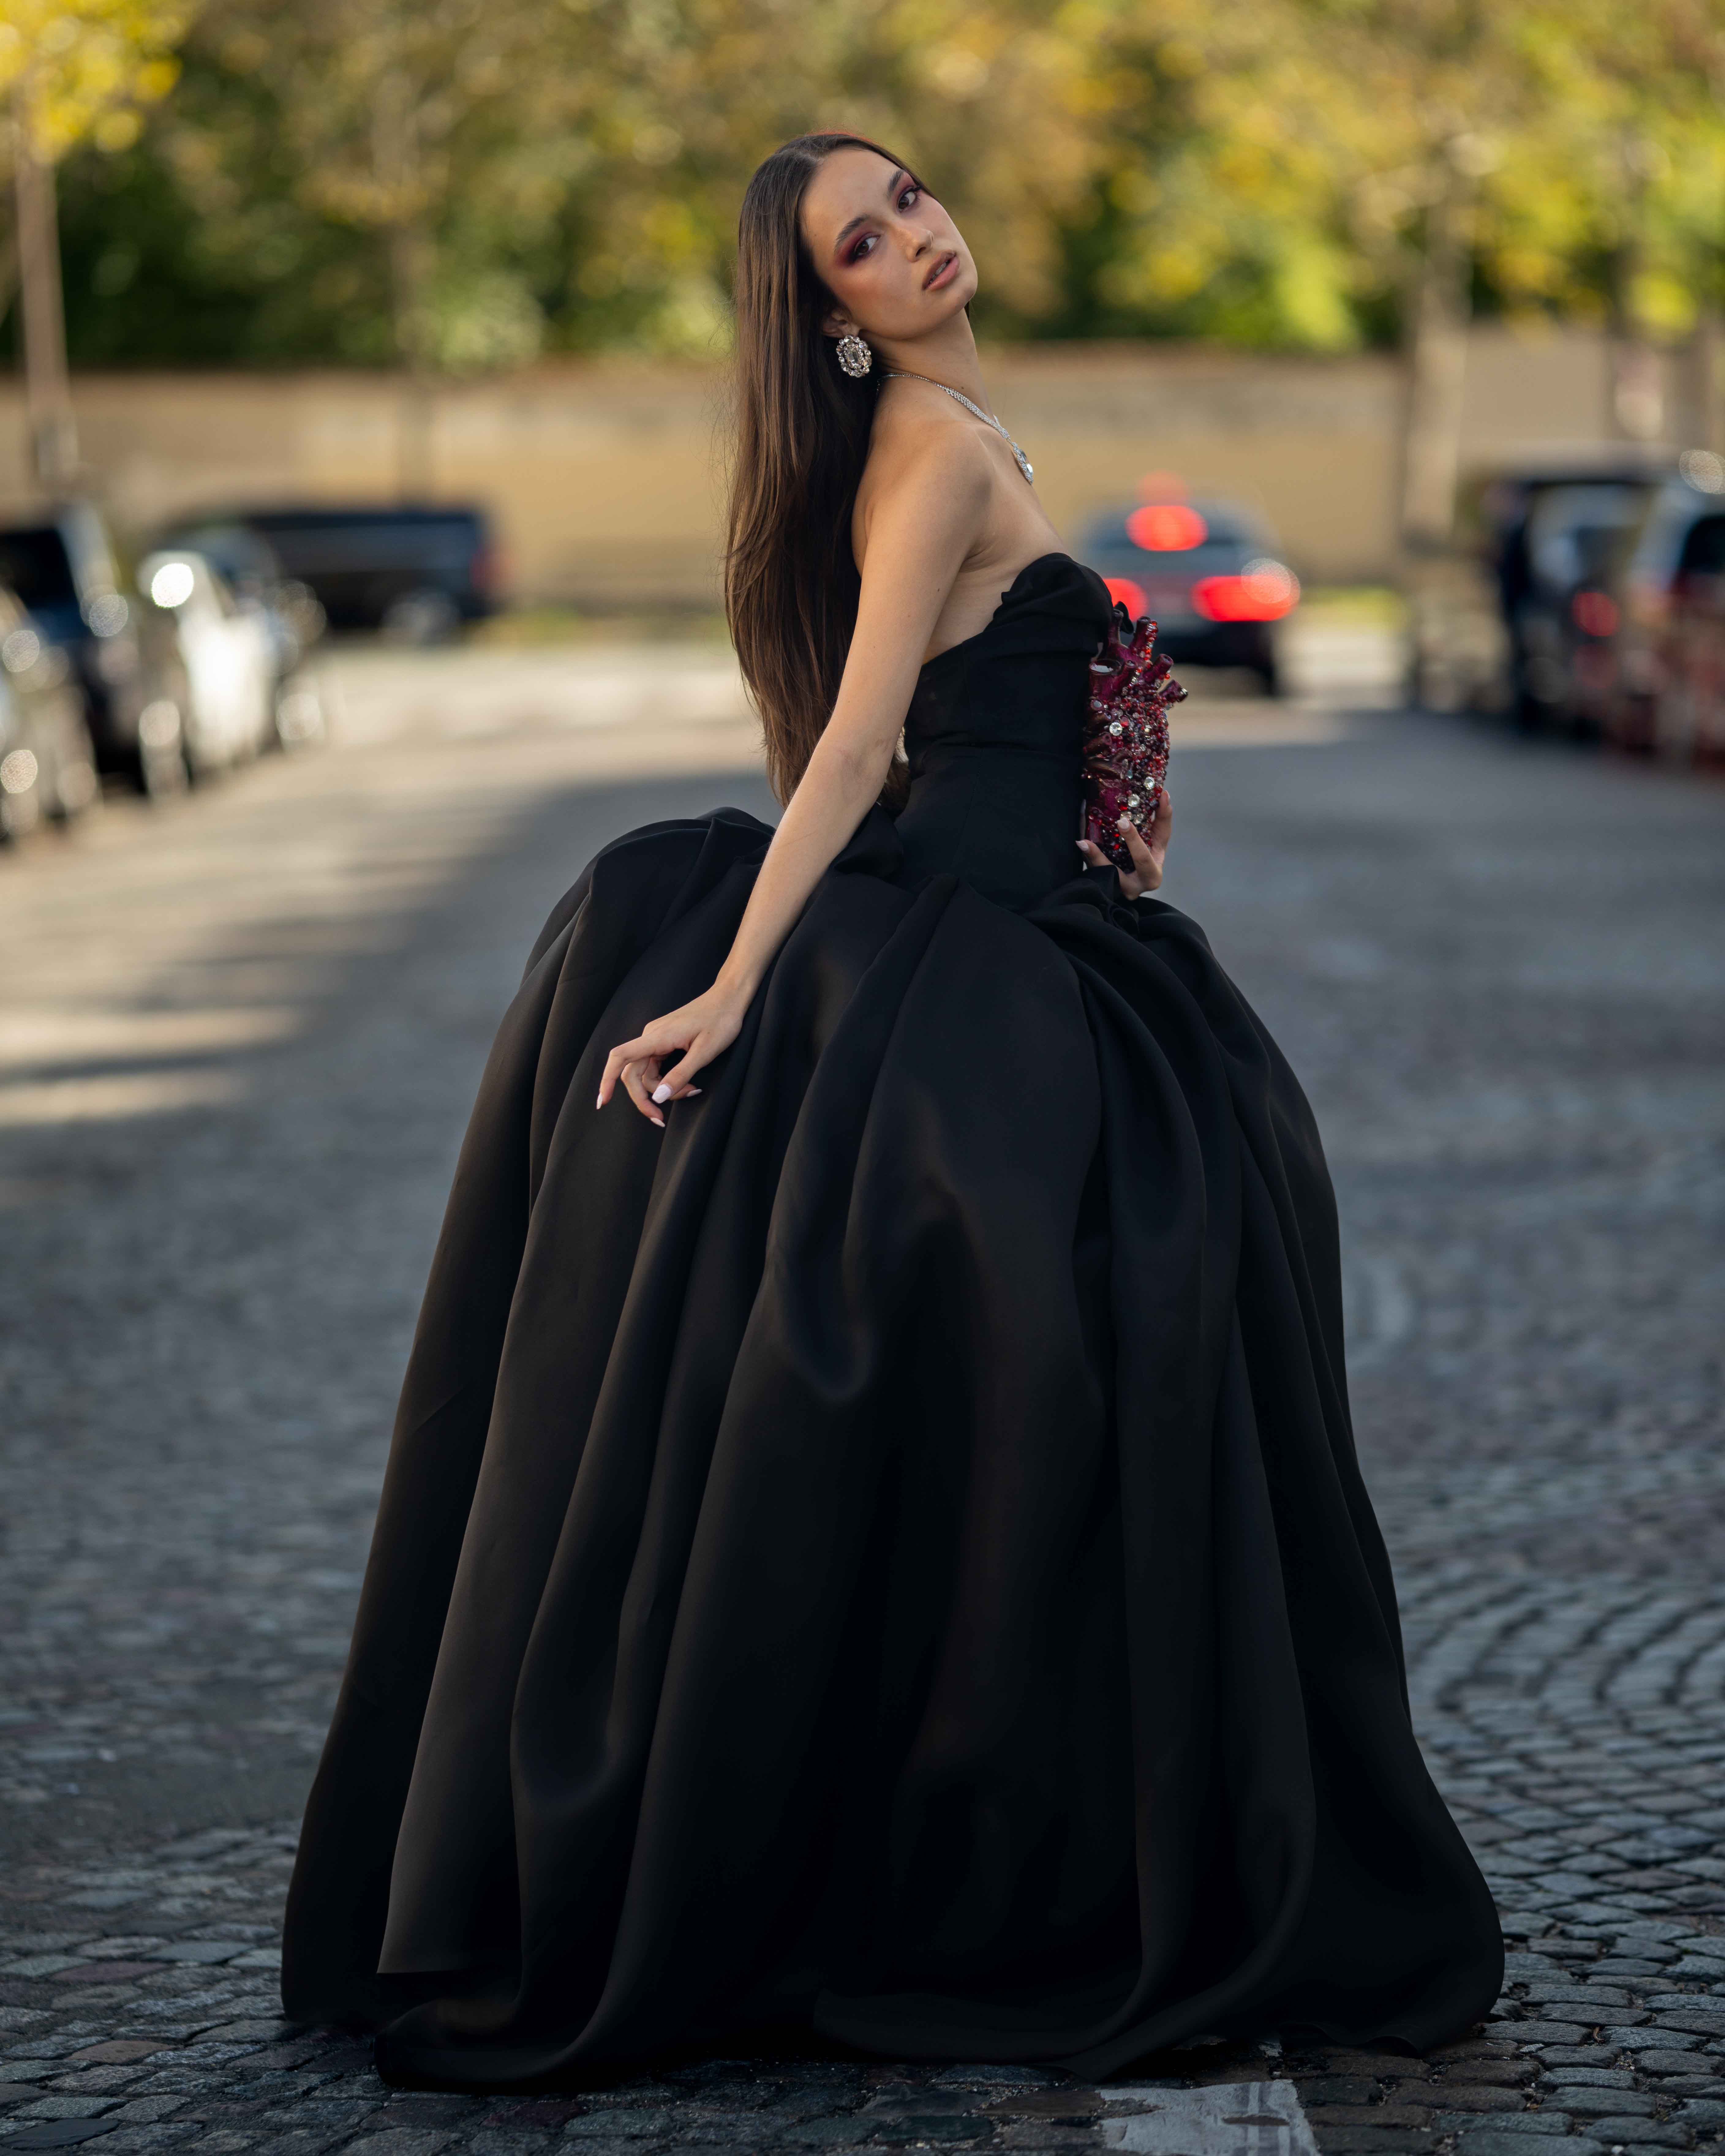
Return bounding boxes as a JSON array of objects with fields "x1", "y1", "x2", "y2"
[
  {"x1": 137, "y1": 550, "x2": 278, "y2": 777},
  {"x1": 1080, "y1": 495, "x2": 1298, "y2": 694},
  {"x1": 0, "y1": 502, "x2": 188, "y2": 794},
  {"x1": 1603, "y1": 453, "x2": 1725, "y2": 763},
  {"x1": 176, "y1": 504, "x2": 501, "y2": 642},
  {"x1": 150, "y1": 517, "x2": 328, "y2": 748},
  {"x1": 0, "y1": 585, "x2": 99, "y2": 841},
  {"x1": 1478, "y1": 462, "x2": 1665, "y2": 730}
]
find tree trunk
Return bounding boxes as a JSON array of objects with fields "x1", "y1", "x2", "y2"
[
  {"x1": 12, "y1": 109, "x2": 79, "y2": 493},
  {"x1": 0, "y1": 221, "x2": 18, "y2": 328},
  {"x1": 1399, "y1": 153, "x2": 1472, "y2": 556},
  {"x1": 1690, "y1": 310, "x2": 1723, "y2": 454},
  {"x1": 374, "y1": 69, "x2": 436, "y2": 502},
  {"x1": 389, "y1": 220, "x2": 436, "y2": 500},
  {"x1": 1606, "y1": 129, "x2": 1661, "y2": 442},
  {"x1": 1610, "y1": 343, "x2": 1664, "y2": 442}
]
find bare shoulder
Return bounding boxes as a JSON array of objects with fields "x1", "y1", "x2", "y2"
[{"x1": 857, "y1": 402, "x2": 993, "y2": 525}]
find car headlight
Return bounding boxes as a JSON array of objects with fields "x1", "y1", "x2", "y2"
[{"x1": 149, "y1": 561, "x2": 197, "y2": 610}]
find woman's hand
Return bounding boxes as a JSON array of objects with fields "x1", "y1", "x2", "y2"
[
  {"x1": 597, "y1": 981, "x2": 751, "y2": 1128},
  {"x1": 1077, "y1": 784, "x2": 1172, "y2": 900}
]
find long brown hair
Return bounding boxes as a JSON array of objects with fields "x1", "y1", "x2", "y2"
[{"x1": 726, "y1": 131, "x2": 916, "y2": 806}]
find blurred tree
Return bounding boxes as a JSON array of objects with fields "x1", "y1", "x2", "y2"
[
  {"x1": 1036, "y1": 0, "x2": 1361, "y2": 348},
  {"x1": 26, "y1": 0, "x2": 1725, "y2": 544},
  {"x1": 433, "y1": 0, "x2": 1107, "y2": 349},
  {"x1": 160, "y1": 0, "x2": 600, "y2": 490},
  {"x1": 1, "y1": 0, "x2": 187, "y2": 484},
  {"x1": 1520, "y1": 0, "x2": 1725, "y2": 443},
  {"x1": 58, "y1": 0, "x2": 1114, "y2": 367},
  {"x1": 1075, "y1": 0, "x2": 1722, "y2": 547}
]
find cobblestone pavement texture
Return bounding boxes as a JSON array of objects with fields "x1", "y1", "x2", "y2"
[{"x1": 2, "y1": 649, "x2": 1723, "y2": 2156}]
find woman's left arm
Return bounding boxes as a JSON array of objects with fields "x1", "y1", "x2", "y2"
[{"x1": 597, "y1": 424, "x2": 994, "y2": 1125}]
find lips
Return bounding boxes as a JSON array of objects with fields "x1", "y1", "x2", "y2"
[{"x1": 925, "y1": 252, "x2": 957, "y2": 291}]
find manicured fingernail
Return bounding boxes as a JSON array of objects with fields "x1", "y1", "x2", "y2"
[
  {"x1": 651, "y1": 1114, "x2": 665, "y2": 1128},
  {"x1": 651, "y1": 1082, "x2": 671, "y2": 1104},
  {"x1": 687, "y1": 1086, "x2": 702, "y2": 1095},
  {"x1": 595, "y1": 1092, "x2": 604, "y2": 1109}
]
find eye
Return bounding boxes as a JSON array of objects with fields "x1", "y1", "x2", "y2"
[
  {"x1": 898, "y1": 182, "x2": 921, "y2": 211},
  {"x1": 847, "y1": 233, "x2": 875, "y2": 263}
]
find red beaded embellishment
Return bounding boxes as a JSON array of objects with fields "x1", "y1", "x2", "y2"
[{"x1": 1081, "y1": 604, "x2": 1186, "y2": 872}]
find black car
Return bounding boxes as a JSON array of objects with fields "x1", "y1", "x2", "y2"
[
  {"x1": 0, "y1": 503, "x2": 188, "y2": 793},
  {"x1": 0, "y1": 583, "x2": 99, "y2": 839},
  {"x1": 164, "y1": 505, "x2": 501, "y2": 641},
  {"x1": 1079, "y1": 496, "x2": 1298, "y2": 694},
  {"x1": 1595, "y1": 458, "x2": 1725, "y2": 758},
  {"x1": 1478, "y1": 462, "x2": 1666, "y2": 729}
]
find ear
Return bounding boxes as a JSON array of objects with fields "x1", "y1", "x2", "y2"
[{"x1": 820, "y1": 306, "x2": 855, "y2": 341}]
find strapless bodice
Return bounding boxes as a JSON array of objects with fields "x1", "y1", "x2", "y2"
[{"x1": 895, "y1": 552, "x2": 1114, "y2": 909}]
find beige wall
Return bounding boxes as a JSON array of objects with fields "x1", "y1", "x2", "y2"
[{"x1": 0, "y1": 327, "x2": 1700, "y2": 603}]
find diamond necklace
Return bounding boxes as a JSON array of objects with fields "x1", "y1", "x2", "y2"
[{"x1": 882, "y1": 370, "x2": 1034, "y2": 484}]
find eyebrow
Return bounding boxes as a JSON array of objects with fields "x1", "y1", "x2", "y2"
[{"x1": 832, "y1": 167, "x2": 909, "y2": 256}]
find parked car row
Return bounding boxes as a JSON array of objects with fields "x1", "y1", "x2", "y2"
[
  {"x1": 0, "y1": 500, "x2": 329, "y2": 830},
  {"x1": 1482, "y1": 450, "x2": 1725, "y2": 764},
  {"x1": 0, "y1": 497, "x2": 500, "y2": 847}
]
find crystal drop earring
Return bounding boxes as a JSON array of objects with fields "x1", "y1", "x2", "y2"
[{"x1": 835, "y1": 331, "x2": 873, "y2": 379}]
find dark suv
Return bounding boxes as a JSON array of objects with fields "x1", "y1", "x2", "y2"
[
  {"x1": 161, "y1": 505, "x2": 501, "y2": 641},
  {"x1": 1480, "y1": 464, "x2": 1665, "y2": 729},
  {"x1": 1080, "y1": 496, "x2": 1298, "y2": 694},
  {"x1": 1603, "y1": 463, "x2": 1725, "y2": 761}
]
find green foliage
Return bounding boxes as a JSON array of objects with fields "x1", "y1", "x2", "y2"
[
  {"x1": 53, "y1": 65, "x2": 394, "y2": 364},
  {"x1": 0, "y1": 0, "x2": 189, "y2": 162},
  {"x1": 21, "y1": 0, "x2": 1725, "y2": 367}
]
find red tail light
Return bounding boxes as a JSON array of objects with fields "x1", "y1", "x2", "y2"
[
  {"x1": 1104, "y1": 576, "x2": 1149, "y2": 617},
  {"x1": 1127, "y1": 503, "x2": 1208, "y2": 551},
  {"x1": 1571, "y1": 589, "x2": 1619, "y2": 637},
  {"x1": 1192, "y1": 561, "x2": 1299, "y2": 622}
]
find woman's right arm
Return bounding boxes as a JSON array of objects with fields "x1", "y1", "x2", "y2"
[{"x1": 598, "y1": 423, "x2": 993, "y2": 1126}]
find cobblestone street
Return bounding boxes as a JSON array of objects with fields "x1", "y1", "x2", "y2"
[{"x1": 2, "y1": 650, "x2": 1723, "y2": 2156}]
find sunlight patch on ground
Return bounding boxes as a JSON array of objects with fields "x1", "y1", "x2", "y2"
[{"x1": 0, "y1": 1067, "x2": 246, "y2": 1128}]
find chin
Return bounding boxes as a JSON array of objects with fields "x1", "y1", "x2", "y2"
[{"x1": 931, "y1": 271, "x2": 978, "y2": 321}]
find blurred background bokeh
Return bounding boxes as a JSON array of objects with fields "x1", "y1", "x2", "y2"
[
  {"x1": 5, "y1": 17, "x2": 1725, "y2": 2136},
  {"x1": 5, "y1": 0, "x2": 1725, "y2": 813}
]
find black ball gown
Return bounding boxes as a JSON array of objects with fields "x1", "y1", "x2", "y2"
[{"x1": 281, "y1": 553, "x2": 1501, "y2": 2086}]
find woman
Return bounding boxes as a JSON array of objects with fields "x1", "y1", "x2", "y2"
[{"x1": 282, "y1": 131, "x2": 1501, "y2": 2086}]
